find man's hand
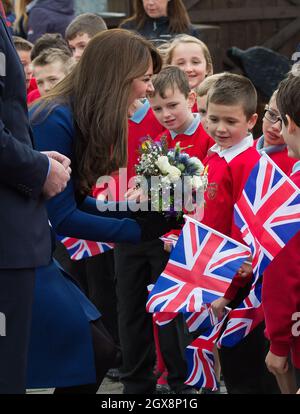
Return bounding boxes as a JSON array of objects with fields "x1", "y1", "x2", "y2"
[
  {"x1": 42, "y1": 152, "x2": 71, "y2": 199},
  {"x1": 43, "y1": 151, "x2": 71, "y2": 174},
  {"x1": 211, "y1": 297, "x2": 230, "y2": 319},
  {"x1": 265, "y1": 351, "x2": 289, "y2": 376}
]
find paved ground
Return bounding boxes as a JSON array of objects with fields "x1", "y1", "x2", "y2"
[{"x1": 27, "y1": 377, "x2": 227, "y2": 394}]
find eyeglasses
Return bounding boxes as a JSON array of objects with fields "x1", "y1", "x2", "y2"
[{"x1": 264, "y1": 106, "x2": 282, "y2": 127}]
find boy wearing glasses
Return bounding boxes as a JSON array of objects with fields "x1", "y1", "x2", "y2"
[
  {"x1": 255, "y1": 90, "x2": 297, "y2": 175},
  {"x1": 263, "y1": 74, "x2": 300, "y2": 392}
]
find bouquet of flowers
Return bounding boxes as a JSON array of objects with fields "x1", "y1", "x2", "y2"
[{"x1": 134, "y1": 136, "x2": 208, "y2": 220}]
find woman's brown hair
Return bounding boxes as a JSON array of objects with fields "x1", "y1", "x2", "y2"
[
  {"x1": 14, "y1": 0, "x2": 31, "y2": 33},
  {"x1": 121, "y1": 0, "x2": 191, "y2": 34},
  {"x1": 31, "y1": 29, "x2": 162, "y2": 196}
]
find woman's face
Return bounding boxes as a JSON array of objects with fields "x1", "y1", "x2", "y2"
[
  {"x1": 142, "y1": 0, "x2": 169, "y2": 18},
  {"x1": 128, "y1": 62, "x2": 154, "y2": 106}
]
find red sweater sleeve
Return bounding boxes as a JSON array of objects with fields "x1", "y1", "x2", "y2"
[
  {"x1": 263, "y1": 232, "x2": 300, "y2": 359},
  {"x1": 224, "y1": 273, "x2": 253, "y2": 301}
]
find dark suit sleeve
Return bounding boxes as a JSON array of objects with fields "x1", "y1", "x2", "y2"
[{"x1": 0, "y1": 22, "x2": 49, "y2": 198}]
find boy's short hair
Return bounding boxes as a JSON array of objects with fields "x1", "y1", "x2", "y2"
[
  {"x1": 13, "y1": 36, "x2": 33, "y2": 52},
  {"x1": 65, "y1": 13, "x2": 107, "y2": 41},
  {"x1": 276, "y1": 74, "x2": 300, "y2": 128},
  {"x1": 32, "y1": 48, "x2": 74, "y2": 75},
  {"x1": 150, "y1": 65, "x2": 190, "y2": 99},
  {"x1": 31, "y1": 33, "x2": 72, "y2": 61},
  {"x1": 207, "y1": 73, "x2": 257, "y2": 119},
  {"x1": 195, "y1": 73, "x2": 227, "y2": 97}
]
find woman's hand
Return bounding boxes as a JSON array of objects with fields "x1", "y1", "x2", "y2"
[{"x1": 125, "y1": 187, "x2": 148, "y2": 203}]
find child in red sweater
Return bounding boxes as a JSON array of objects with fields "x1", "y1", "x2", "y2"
[
  {"x1": 202, "y1": 73, "x2": 279, "y2": 393},
  {"x1": 165, "y1": 35, "x2": 214, "y2": 113},
  {"x1": 149, "y1": 65, "x2": 214, "y2": 161},
  {"x1": 146, "y1": 66, "x2": 216, "y2": 394},
  {"x1": 264, "y1": 74, "x2": 300, "y2": 392},
  {"x1": 255, "y1": 90, "x2": 297, "y2": 175}
]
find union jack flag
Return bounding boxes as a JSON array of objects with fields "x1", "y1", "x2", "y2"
[
  {"x1": 184, "y1": 305, "x2": 219, "y2": 333},
  {"x1": 57, "y1": 236, "x2": 114, "y2": 260},
  {"x1": 185, "y1": 316, "x2": 226, "y2": 390},
  {"x1": 146, "y1": 217, "x2": 251, "y2": 313},
  {"x1": 216, "y1": 281, "x2": 262, "y2": 348},
  {"x1": 235, "y1": 153, "x2": 300, "y2": 275},
  {"x1": 217, "y1": 304, "x2": 264, "y2": 348}
]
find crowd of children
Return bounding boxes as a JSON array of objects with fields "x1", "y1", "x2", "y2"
[{"x1": 2, "y1": 2, "x2": 300, "y2": 395}]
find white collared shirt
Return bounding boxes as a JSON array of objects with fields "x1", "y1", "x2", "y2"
[
  {"x1": 170, "y1": 113, "x2": 201, "y2": 140},
  {"x1": 208, "y1": 134, "x2": 254, "y2": 163}
]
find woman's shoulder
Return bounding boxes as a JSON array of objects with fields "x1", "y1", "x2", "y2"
[
  {"x1": 30, "y1": 103, "x2": 73, "y2": 128},
  {"x1": 30, "y1": 103, "x2": 74, "y2": 155}
]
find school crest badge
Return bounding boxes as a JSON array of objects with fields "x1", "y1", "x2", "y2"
[{"x1": 207, "y1": 183, "x2": 218, "y2": 200}]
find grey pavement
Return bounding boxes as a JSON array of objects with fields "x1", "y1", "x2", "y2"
[{"x1": 27, "y1": 377, "x2": 227, "y2": 394}]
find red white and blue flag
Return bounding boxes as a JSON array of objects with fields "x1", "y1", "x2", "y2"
[
  {"x1": 216, "y1": 281, "x2": 262, "y2": 348},
  {"x1": 235, "y1": 153, "x2": 300, "y2": 275},
  {"x1": 57, "y1": 236, "x2": 114, "y2": 260},
  {"x1": 184, "y1": 305, "x2": 219, "y2": 333},
  {"x1": 146, "y1": 217, "x2": 251, "y2": 313},
  {"x1": 185, "y1": 316, "x2": 226, "y2": 391},
  {"x1": 217, "y1": 304, "x2": 264, "y2": 348}
]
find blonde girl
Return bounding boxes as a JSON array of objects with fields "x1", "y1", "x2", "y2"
[{"x1": 166, "y1": 34, "x2": 213, "y2": 90}]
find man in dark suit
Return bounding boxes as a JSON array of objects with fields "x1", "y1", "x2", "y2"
[{"x1": 0, "y1": 8, "x2": 71, "y2": 393}]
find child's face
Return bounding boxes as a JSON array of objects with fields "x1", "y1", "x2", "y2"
[
  {"x1": 68, "y1": 33, "x2": 91, "y2": 62},
  {"x1": 17, "y1": 50, "x2": 33, "y2": 90},
  {"x1": 197, "y1": 93, "x2": 208, "y2": 117},
  {"x1": 206, "y1": 102, "x2": 257, "y2": 150},
  {"x1": 281, "y1": 115, "x2": 300, "y2": 158},
  {"x1": 171, "y1": 43, "x2": 208, "y2": 90},
  {"x1": 262, "y1": 96, "x2": 285, "y2": 147},
  {"x1": 128, "y1": 62, "x2": 154, "y2": 106},
  {"x1": 149, "y1": 86, "x2": 195, "y2": 134},
  {"x1": 34, "y1": 61, "x2": 67, "y2": 96}
]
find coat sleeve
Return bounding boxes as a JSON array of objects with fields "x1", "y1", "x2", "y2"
[
  {"x1": 0, "y1": 22, "x2": 49, "y2": 198},
  {"x1": 31, "y1": 106, "x2": 142, "y2": 243}
]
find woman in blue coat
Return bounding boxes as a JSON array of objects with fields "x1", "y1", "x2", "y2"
[{"x1": 28, "y1": 29, "x2": 169, "y2": 393}]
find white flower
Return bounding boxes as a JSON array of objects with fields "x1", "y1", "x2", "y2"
[
  {"x1": 167, "y1": 166, "x2": 182, "y2": 183},
  {"x1": 155, "y1": 156, "x2": 172, "y2": 174},
  {"x1": 192, "y1": 175, "x2": 204, "y2": 190},
  {"x1": 189, "y1": 157, "x2": 205, "y2": 172}
]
